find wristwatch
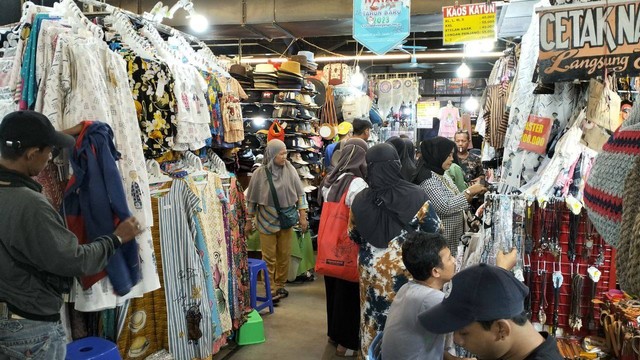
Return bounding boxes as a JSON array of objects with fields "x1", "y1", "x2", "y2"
[{"x1": 464, "y1": 189, "x2": 472, "y2": 196}]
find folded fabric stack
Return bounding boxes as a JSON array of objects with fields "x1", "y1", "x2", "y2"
[
  {"x1": 277, "y1": 61, "x2": 304, "y2": 90},
  {"x1": 253, "y1": 64, "x2": 278, "y2": 89}
]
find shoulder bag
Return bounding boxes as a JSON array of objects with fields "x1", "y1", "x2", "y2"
[
  {"x1": 265, "y1": 169, "x2": 299, "y2": 229},
  {"x1": 316, "y1": 183, "x2": 359, "y2": 282}
]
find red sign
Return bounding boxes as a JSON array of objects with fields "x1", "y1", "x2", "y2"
[{"x1": 518, "y1": 115, "x2": 552, "y2": 154}]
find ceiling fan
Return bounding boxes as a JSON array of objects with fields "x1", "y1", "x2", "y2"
[{"x1": 391, "y1": 40, "x2": 433, "y2": 70}]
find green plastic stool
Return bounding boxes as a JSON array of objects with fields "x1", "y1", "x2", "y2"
[{"x1": 237, "y1": 310, "x2": 265, "y2": 345}]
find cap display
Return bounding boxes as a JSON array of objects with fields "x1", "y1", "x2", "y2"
[
  {"x1": 337, "y1": 121, "x2": 353, "y2": 135},
  {"x1": 0, "y1": 110, "x2": 75, "y2": 150},
  {"x1": 290, "y1": 152, "x2": 308, "y2": 165},
  {"x1": 418, "y1": 264, "x2": 529, "y2": 334},
  {"x1": 261, "y1": 91, "x2": 276, "y2": 103},
  {"x1": 307, "y1": 78, "x2": 326, "y2": 107},
  {"x1": 297, "y1": 166, "x2": 316, "y2": 180},
  {"x1": 301, "y1": 179, "x2": 317, "y2": 193},
  {"x1": 301, "y1": 151, "x2": 321, "y2": 164}
]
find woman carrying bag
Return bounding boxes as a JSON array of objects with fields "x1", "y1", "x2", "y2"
[
  {"x1": 317, "y1": 138, "x2": 368, "y2": 357},
  {"x1": 245, "y1": 139, "x2": 308, "y2": 300}
]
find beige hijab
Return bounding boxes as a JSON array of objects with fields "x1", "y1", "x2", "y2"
[{"x1": 246, "y1": 139, "x2": 305, "y2": 207}]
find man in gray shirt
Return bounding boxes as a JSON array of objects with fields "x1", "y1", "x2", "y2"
[
  {"x1": 0, "y1": 111, "x2": 143, "y2": 359},
  {"x1": 382, "y1": 232, "x2": 517, "y2": 360},
  {"x1": 382, "y1": 232, "x2": 474, "y2": 360}
]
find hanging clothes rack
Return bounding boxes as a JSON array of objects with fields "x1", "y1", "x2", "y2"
[{"x1": 75, "y1": 0, "x2": 202, "y2": 45}]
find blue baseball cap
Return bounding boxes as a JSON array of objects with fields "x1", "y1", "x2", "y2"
[{"x1": 418, "y1": 264, "x2": 529, "y2": 334}]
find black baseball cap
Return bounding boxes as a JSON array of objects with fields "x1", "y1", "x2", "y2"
[
  {"x1": 418, "y1": 264, "x2": 529, "y2": 334},
  {"x1": 0, "y1": 111, "x2": 75, "y2": 150}
]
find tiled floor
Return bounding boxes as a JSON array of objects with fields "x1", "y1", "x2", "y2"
[{"x1": 216, "y1": 274, "x2": 350, "y2": 360}]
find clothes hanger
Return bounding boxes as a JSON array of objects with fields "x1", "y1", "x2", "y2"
[
  {"x1": 146, "y1": 159, "x2": 173, "y2": 185},
  {"x1": 107, "y1": 10, "x2": 157, "y2": 60},
  {"x1": 183, "y1": 151, "x2": 208, "y2": 184},
  {"x1": 206, "y1": 149, "x2": 230, "y2": 179},
  {"x1": 140, "y1": 20, "x2": 182, "y2": 63},
  {"x1": 168, "y1": 30, "x2": 205, "y2": 68},
  {"x1": 196, "y1": 41, "x2": 230, "y2": 77},
  {"x1": 56, "y1": 0, "x2": 104, "y2": 39}
]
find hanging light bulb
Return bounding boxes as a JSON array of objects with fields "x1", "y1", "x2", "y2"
[
  {"x1": 189, "y1": 13, "x2": 209, "y2": 33},
  {"x1": 457, "y1": 62, "x2": 471, "y2": 78},
  {"x1": 465, "y1": 96, "x2": 479, "y2": 112},
  {"x1": 351, "y1": 65, "x2": 364, "y2": 88}
]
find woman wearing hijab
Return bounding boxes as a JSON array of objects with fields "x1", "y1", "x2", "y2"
[
  {"x1": 245, "y1": 140, "x2": 308, "y2": 300},
  {"x1": 385, "y1": 136, "x2": 416, "y2": 182},
  {"x1": 402, "y1": 137, "x2": 416, "y2": 161},
  {"x1": 413, "y1": 137, "x2": 486, "y2": 254},
  {"x1": 350, "y1": 143, "x2": 441, "y2": 359},
  {"x1": 319, "y1": 138, "x2": 368, "y2": 357}
]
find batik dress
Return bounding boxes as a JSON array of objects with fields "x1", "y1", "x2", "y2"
[{"x1": 358, "y1": 202, "x2": 441, "y2": 359}]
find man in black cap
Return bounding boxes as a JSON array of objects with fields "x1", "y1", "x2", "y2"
[
  {"x1": 0, "y1": 111, "x2": 143, "y2": 359},
  {"x1": 418, "y1": 264, "x2": 562, "y2": 360}
]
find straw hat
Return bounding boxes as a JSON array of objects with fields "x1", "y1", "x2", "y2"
[
  {"x1": 279, "y1": 61, "x2": 302, "y2": 77},
  {"x1": 290, "y1": 55, "x2": 309, "y2": 69},
  {"x1": 129, "y1": 311, "x2": 147, "y2": 333},
  {"x1": 229, "y1": 64, "x2": 250, "y2": 79},
  {"x1": 128, "y1": 336, "x2": 150, "y2": 358},
  {"x1": 298, "y1": 51, "x2": 318, "y2": 68},
  {"x1": 254, "y1": 63, "x2": 277, "y2": 74}
]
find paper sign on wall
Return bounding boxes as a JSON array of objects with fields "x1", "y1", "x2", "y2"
[
  {"x1": 416, "y1": 101, "x2": 440, "y2": 128},
  {"x1": 519, "y1": 115, "x2": 552, "y2": 154},
  {"x1": 442, "y1": 3, "x2": 496, "y2": 45}
]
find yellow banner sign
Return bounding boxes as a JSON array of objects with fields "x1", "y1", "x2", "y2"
[
  {"x1": 538, "y1": 0, "x2": 640, "y2": 82},
  {"x1": 416, "y1": 101, "x2": 440, "y2": 128},
  {"x1": 442, "y1": 3, "x2": 496, "y2": 45}
]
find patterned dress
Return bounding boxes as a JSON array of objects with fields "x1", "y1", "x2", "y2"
[
  {"x1": 358, "y1": 202, "x2": 441, "y2": 359},
  {"x1": 420, "y1": 173, "x2": 469, "y2": 255},
  {"x1": 458, "y1": 152, "x2": 484, "y2": 184},
  {"x1": 226, "y1": 176, "x2": 251, "y2": 329},
  {"x1": 158, "y1": 180, "x2": 213, "y2": 360}
]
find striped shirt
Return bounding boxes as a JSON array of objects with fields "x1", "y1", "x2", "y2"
[
  {"x1": 247, "y1": 195, "x2": 309, "y2": 235},
  {"x1": 158, "y1": 180, "x2": 214, "y2": 359}
]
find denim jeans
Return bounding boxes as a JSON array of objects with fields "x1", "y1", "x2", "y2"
[{"x1": 0, "y1": 316, "x2": 66, "y2": 360}]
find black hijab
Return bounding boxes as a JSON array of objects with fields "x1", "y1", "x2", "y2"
[
  {"x1": 403, "y1": 138, "x2": 416, "y2": 160},
  {"x1": 413, "y1": 137, "x2": 455, "y2": 185},
  {"x1": 386, "y1": 136, "x2": 416, "y2": 182},
  {"x1": 320, "y1": 138, "x2": 368, "y2": 205},
  {"x1": 351, "y1": 143, "x2": 429, "y2": 248}
]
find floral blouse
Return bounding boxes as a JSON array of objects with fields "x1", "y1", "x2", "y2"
[{"x1": 123, "y1": 51, "x2": 178, "y2": 158}]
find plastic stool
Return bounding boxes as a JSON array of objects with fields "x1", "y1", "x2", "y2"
[
  {"x1": 66, "y1": 337, "x2": 121, "y2": 360},
  {"x1": 248, "y1": 258, "x2": 274, "y2": 313},
  {"x1": 237, "y1": 309, "x2": 266, "y2": 345}
]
